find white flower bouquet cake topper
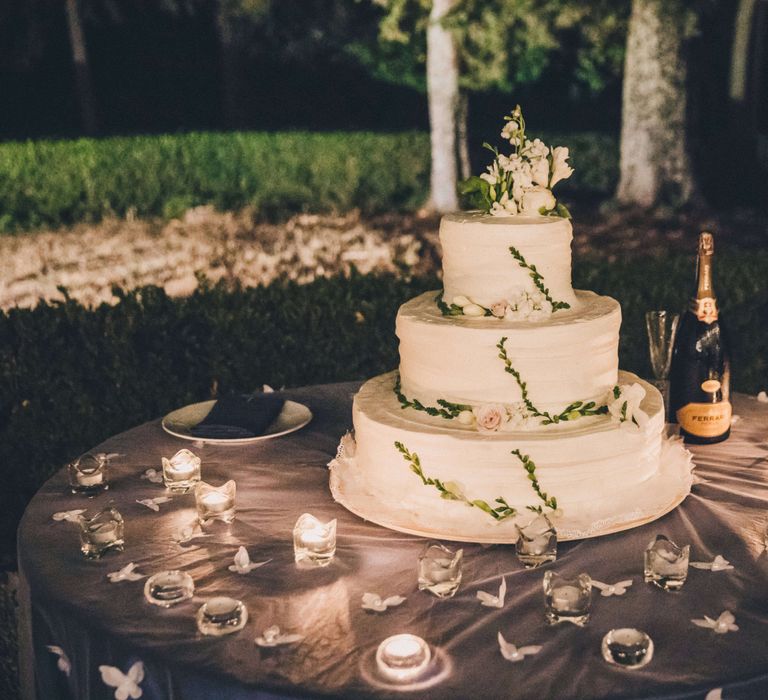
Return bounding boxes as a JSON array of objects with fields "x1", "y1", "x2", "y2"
[{"x1": 461, "y1": 105, "x2": 573, "y2": 218}]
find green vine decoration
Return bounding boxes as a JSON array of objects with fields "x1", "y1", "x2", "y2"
[
  {"x1": 395, "y1": 441, "x2": 517, "y2": 521},
  {"x1": 394, "y1": 375, "x2": 472, "y2": 420},
  {"x1": 508, "y1": 245, "x2": 570, "y2": 311},
  {"x1": 497, "y1": 337, "x2": 608, "y2": 425},
  {"x1": 511, "y1": 449, "x2": 558, "y2": 511}
]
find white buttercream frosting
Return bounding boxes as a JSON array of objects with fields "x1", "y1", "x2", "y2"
[
  {"x1": 397, "y1": 290, "x2": 620, "y2": 412},
  {"x1": 440, "y1": 212, "x2": 576, "y2": 309},
  {"x1": 329, "y1": 372, "x2": 693, "y2": 541}
]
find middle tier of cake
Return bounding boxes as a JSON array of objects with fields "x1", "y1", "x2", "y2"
[{"x1": 397, "y1": 290, "x2": 621, "y2": 414}]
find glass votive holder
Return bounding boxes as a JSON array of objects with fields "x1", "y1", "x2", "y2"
[
  {"x1": 376, "y1": 634, "x2": 431, "y2": 683},
  {"x1": 418, "y1": 542, "x2": 463, "y2": 599},
  {"x1": 515, "y1": 514, "x2": 557, "y2": 568},
  {"x1": 78, "y1": 506, "x2": 124, "y2": 558},
  {"x1": 644, "y1": 534, "x2": 690, "y2": 591},
  {"x1": 144, "y1": 570, "x2": 195, "y2": 607},
  {"x1": 68, "y1": 453, "x2": 110, "y2": 496},
  {"x1": 196, "y1": 596, "x2": 248, "y2": 636},
  {"x1": 543, "y1": 571, "x2": 592, "y2": 626},
  {"x1": 293, "y1": 513, "x2": 337, "y2": 567},
  {"x1": 195, "y1": 480, "x2": 236, "y2": 525},
  {"x1": 602, "y1": 628, "x2": 654, "y2": 669},
  {"x1": 161, "y1": 449, "x2": 201, "y2": 492}
]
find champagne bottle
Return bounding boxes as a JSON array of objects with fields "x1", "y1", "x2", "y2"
[{"x1": 669, "y1": 232, "x2": 731, "y2": 443}]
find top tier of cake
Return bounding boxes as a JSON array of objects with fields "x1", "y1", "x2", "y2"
[{"x1": 440, "y1": 212, "x2": 576, "y2": 309}]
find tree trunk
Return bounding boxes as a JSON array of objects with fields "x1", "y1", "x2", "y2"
[
  {"x1": 64, "y1": 0, "x2": 97, "y2": 135},
  {"x1": 617, "y1": 0, "x2": 695, "y2": 207},
  {"x1": 426, "y1": 0, "x2": 460, "y2": 212},
  {"x1": 457, "y1": 91, "x2": 471, "y2": 180}
]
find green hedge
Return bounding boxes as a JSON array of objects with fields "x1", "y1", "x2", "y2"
[
  {"x1": 0, "y1": 131, "x2": 431, "y2": 232},
  {"x1": 2, "y1": 254, "x2": 765, "y2": 565},
  {"x1": 0, "y1": 130, "x2": 617, "y2": 232}
]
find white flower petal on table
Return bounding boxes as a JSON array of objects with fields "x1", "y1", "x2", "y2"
[
  {"x1": 52, "y1": 509, "x2": 86, "y2": 523},
  {"x1": 705, "y1": 688, "x2": 723, "y2": 700},
  {"x1": 692, "y1": 610, "x2": 739, "y2": 634},
  {"x1": 135, "y1": 497, "x2": 172, "y2": 512},
  {"x1": 361, "y1": 592, "x2": 406, "y2": 612},
  {"x1": 690, "y1": 555, "x2": 734, "y2": 572},
  {"x1": 99, "y1": 661, "x2": 144, "y2": 700},
  {"x1": 477, "y1": 577, "x2": 507, "y2": 608},
  {"x1": 591, "y1": 579, "x2": 633, "y2": 597},
  {"x1": 46, "y1": 645, "x2": 71, "y2": 676},
  {"x1": 172, "y1": 524, "x2": 210, "y2": 544},
  {"x1": 140, "y1": 469, "x2": 163, "y2": 484},
  {"x1": 756, "y1": 391, "x2": 767, "y2": 403},
  {"x1": 497, "y1": 632, "x2": 541, "y2": 663},
  {"x1": 107, "y1": 563, "x2": 144, "y2": 583},
  {"x1": 228, "y1": 546, "x2": 272, "y2": 574},
  {"x1": 254, "y1": 625, "x2": 304, "y2": 647}
]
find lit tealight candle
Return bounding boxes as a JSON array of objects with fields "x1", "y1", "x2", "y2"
[
  {"x1": 376, "y1": 634, "x2": 431, "y2": 683},
  {"x1": 162, "y1": 449, "x2": 201, "y2": 491},
  {"x1": 201, "y1": 491, "x2": 230, "y2": 513},
  {"x1": 552, "y1": 585, "x2": 582, "y2": 611}
]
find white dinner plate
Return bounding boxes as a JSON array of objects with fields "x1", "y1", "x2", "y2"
[{"x1": 162, "y1": 399, "x2": 312, "y2": 444}]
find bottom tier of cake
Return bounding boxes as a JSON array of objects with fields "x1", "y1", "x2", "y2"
[{"x1": 329, "y1": 371, "x2": 694, "y2": 542}]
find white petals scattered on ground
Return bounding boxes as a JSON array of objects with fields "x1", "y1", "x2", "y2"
[{"x1": 0, "y1": 209, "x2": 423, "y2": 310}]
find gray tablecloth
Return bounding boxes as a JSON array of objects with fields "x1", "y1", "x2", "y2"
[{"x1": 17, "y1": 383, "x2": 768, "y2": 700}]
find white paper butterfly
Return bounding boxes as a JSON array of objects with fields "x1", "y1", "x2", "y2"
[
  {"x1": 705, "y1": 688, "x2": 723, "y2": 700},
  {"x1": 140, "y1": 469, "x2": 163, "y2": 484},
  {"x1": 254, "y1": 625, "x2": 304, "y2": 647},
  {"x1": 46, "y1": 646, "x2": 71, "y2": 676},
  {"x1": 497, "y1": 632, "x2": 542, "y2": 663},
  {"x1": 172, "y1": 524, "x2": 210, "y2": 544},
  {"x1": 99, "y1": 661, "x2": 144, "y2": 700},
  {"x1": 591, "y1": 579, "x2": 633, "y2": 597},
  {"x1": 52, "y1": 509, "x2": 86, "y2": 523},
  {"x1": 135, "y1": 497, "x2": 172, "y2": 512},
  {"x1": 107, "y1": 563, "x2": 144, "y2": 583},
  {"x1": 228, "y1": 546, "x2": 271, "y2": 574},
  {"x1": 361, "y1": 592, "x2": 406, "y2": 612},
  {"x1": 477, "y1": 577, "x2": 507, "y2": 608},
  {"x1": 690, "y1": 555, "x2": 734, "y2": 572},
  {"x1": 692, "y1": 610, "x2": 739, "y2": 634}
]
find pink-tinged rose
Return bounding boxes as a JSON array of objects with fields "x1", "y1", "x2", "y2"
[
  {"x1": 490, "y1": 301, "x2": 508, "y2": 318},
  {"x1": 473, "y1": 404, "x2": 508, "y2": 433}
]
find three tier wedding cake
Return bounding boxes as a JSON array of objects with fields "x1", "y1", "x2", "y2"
[{"x1": 329, "y1": 108, "x2": 693, "y2": 541}]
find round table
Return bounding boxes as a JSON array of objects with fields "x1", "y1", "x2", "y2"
[{"x1": 17, "y1": 383, "x2": 768, "y2": 700}]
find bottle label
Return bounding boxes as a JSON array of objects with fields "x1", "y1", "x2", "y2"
[
  {"x1": 676, "y1": 401, "x2": 732, "y2": 438},
  {"x1": 694, "y1": 297, "x2": 718, "y2": 324}
]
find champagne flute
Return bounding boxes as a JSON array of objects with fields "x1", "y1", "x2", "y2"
[{"x1": 645, "y1": 310, "x2": 679, "y2": 419}]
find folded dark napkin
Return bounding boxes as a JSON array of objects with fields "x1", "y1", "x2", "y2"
[{"x1": 189, "y1": 393, "x2": 286, "y2": 439}]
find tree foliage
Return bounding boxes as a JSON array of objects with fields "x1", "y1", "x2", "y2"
[{"x1": 352, "y1": 0, "x2": 630, "y2": 95}]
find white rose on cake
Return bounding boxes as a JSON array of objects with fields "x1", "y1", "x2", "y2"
[
  {"x1": 607, "y1": 383, "x2": 648, "y2": 429},
  {"x1": 489, "y1": 301, "x2": 508, "y2": 318},
  {"x1": 473, "y1": 404, "x2": 509, "y2": 433},
  {"x1": 520, "y1": 187, "x2": 556, "y2": 215}
]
